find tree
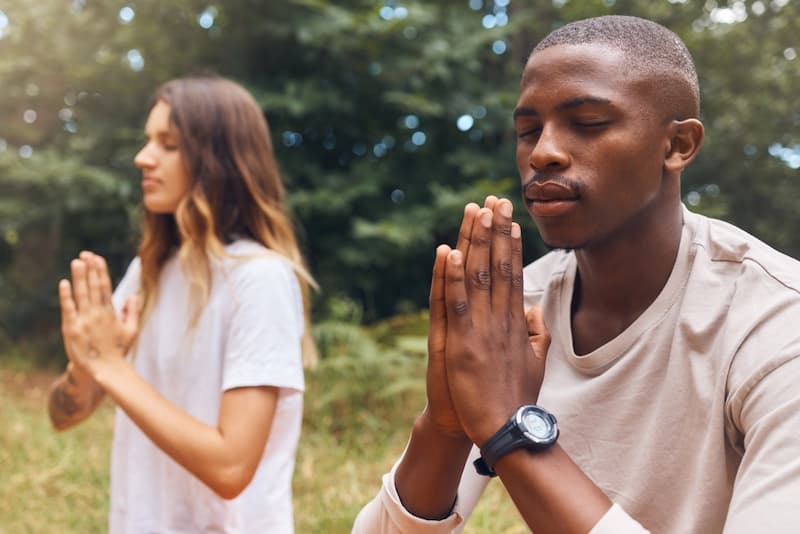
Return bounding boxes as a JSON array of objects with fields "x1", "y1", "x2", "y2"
[{"x1": 1, "y1": 0, "x2": 798, "y2": 361}]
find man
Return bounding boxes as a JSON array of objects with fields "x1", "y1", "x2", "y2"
[{"x1": 353, "y1": 15, "x2": 800, "y2": 533}]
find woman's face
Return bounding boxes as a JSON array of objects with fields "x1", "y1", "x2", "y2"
[{"x1": 134, "y1": 100, "x2": 192, "y2": 214}]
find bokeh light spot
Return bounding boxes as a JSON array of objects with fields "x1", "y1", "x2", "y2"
[
  {"x1": 369, "y1": 62, "x2": 383, "y2": 76},
  {"x1": 118, "y1": 6, "x2": 135, "y2": 24},
  {"x1": 456, "y1": 114, "x2": 474, "y2": 131},
  {"x1": 198, "y1": 6, "x2": 217, "y2": 29},
  {"x1": 126, "y1": 49, "x2": 144, "y2": 72},
  {"x1": 0, "y1": 9, "x2": 8, "y2": 39}
]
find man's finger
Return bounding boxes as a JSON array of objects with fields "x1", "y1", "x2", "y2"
[
  {"x1": 490, "y1": 199, "x2": 514, "y2": 323},
  {"x1": 483, "y1": 195, "x2": 498, "y2": 210},
  {"x1": 444, "y1": 249, "x2": 471, "y2": 329},
  {"x1": 464, "y1": 207, "x2": 492, "y2": 317},
  {"x1": 510, "y1": 222, "x2": 525, "y2": 320},
  {"x1": 525, "y1": 306, "x2": 550, "y2": 360},
  {"x1": 71, "y1": 259, "x2": 90, "y2": 312},
  {"x1": 455, "y1": 203, "x2": 480, "y2": 264},
  {"x1": 428, "y1": 244, "x2": 451, "y2": 358}
]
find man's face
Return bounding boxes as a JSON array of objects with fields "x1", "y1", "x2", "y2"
[{"x1": 515, "y1": 44, "x2": 673, "y2": 250}]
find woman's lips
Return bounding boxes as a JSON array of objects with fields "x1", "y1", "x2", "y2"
[{"x1": 141, "y1": 177, "x2": 160, "y2": 191}]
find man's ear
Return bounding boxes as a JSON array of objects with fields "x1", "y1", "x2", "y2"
[{"x1": 664, "y1": 118, "x2": 704, "y2": 173}]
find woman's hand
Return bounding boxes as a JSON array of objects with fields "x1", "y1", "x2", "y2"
[{"x1": 59, "y1": 252, "x2": 140, "y2": 379}]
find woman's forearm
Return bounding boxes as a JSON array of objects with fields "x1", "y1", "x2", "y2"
[{"x1": 92, "y1": 357, "x2": 277, "y2": 499}]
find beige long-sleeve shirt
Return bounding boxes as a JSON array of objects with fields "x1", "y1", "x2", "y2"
[{"x1": 354, "y1": 208, "x2": 800, "y2": 533}]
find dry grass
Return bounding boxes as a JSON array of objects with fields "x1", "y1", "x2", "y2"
[{"x1": 0, "y1": 356, "x2": 525, "y2": 533}]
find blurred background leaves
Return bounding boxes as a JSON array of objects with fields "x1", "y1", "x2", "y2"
[{"x1": 0, "y1": 0, "x2": 798, "y2": 363}]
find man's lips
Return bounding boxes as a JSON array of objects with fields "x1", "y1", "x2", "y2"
[
  {"x1": 525, "y1": 180, "x2": 579, "y2": 202},
  {"x1": 524, "y1": 179, "x2": 580, "y2": 217}
]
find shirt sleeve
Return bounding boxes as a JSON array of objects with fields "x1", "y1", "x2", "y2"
[
  {"x1": 723, "y1": 353, "x2": 800, "y2": 533},
  {"x1": 589, "y1": 504, "x2": 650, "y2": 534},
  {"x1": 352, "y1": 446, "x2": 489, "y2": 534},
  {"x1": 221, "y1": 256, "x2": 305, "y2": 392}
]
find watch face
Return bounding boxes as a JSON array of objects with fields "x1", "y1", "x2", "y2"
[{"x1": 520, "y1": 407, "x2": 555, "y2": 442}]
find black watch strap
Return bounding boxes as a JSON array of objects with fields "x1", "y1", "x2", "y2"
[
  {"x1": 472, "y1": 416, "x2": 526, "y2": 477},
  {"x1": 472, "y1": 456, "x2": 497, "y2": 477},
  {"x1": 473, "y1": 405, "x2": 559, "y2": 477}
]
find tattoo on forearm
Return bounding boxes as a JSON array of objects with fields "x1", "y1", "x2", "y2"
[{"x1": 48, "y1": 374, "x2": 94, "y2": 428}]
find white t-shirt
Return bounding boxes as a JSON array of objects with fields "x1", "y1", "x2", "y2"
[
  {"x1": 109, "y1": 240, "x2": 305, "y2": 534},
  {"x1": 353, "y1": 206, "x2": 800, "y2": 533}
]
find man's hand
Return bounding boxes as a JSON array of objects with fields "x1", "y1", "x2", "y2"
[
  {"x1": 423, "y1": 203, "x2": 482, "y2": 438},
  {"x1": 442, "y1": 198, "x2": 550, "y2": 446},
  {"x1": 59, "y1": 252, "x2": 139, "y2": 379}
]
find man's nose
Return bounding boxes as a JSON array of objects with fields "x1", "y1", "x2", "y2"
[{"x1": 528, "y1": 126, "x2": 569, "y2": 170}]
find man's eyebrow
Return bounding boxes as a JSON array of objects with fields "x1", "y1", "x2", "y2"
[
  {"x1": 557, "y1": 96, "x2": 612, "y2": 110},
  {"x1": 513, "y1": 96, "x2": 614, "y2": 119},
  {"x1": 513, "y1": 107, "x2": 538, "y2": 119}
]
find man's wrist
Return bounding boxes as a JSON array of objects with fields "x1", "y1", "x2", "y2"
[{"x1": 416, "y1": 409, "x2": 472, "y2": 448}]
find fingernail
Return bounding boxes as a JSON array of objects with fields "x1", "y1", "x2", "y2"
[
  {"x1": 450, "y1": 250, "x2": 462, "y2": 265},
  {"x1": 500, "y1": 201, "x2": 512, "y2": 218},
  {"x1": 480, "y1": 210, "x2": 492, "y2": 228},
  {"x1": 511, "y1": 223, "x2": 521, "y2": 238}
]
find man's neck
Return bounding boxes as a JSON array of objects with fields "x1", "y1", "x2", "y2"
[{"x1": 570, "y1": 200, "x2": 683, "y2": 355}]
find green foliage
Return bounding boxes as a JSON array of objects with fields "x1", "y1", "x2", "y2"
[
  {"x1": 1, "y1": 0, "x2": 798, "y2": 361},
  {"x1": 309, "y1": 317, "x2": 427, "y2": 443}
]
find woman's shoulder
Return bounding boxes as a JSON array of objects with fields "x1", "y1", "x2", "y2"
[{"x1": 221, "y1": 239, "x2": 297, "y2": 285}]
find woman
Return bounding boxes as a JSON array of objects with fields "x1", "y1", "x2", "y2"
[{"x1": 47, "y1": 76, "x2": 316, "y2": 533}]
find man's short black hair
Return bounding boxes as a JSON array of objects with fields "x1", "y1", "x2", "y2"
[{"x1": 532, "y1": 15, "x2": 700, "y2": 118}]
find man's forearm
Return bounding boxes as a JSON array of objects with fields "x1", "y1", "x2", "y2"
[
  {"x1": 496, "y1": 445, "x2": 613, "y2": 534},
  {"x1": 47, "y1": 365, "x2": 104, "y2": 431},
  {"x1": 394, "y1": 413, "x2": 473, "y2": 520}
]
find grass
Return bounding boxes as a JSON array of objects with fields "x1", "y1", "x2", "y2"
[{"x1": 0, "y1": 321, "x2": 527, "y2": 533}]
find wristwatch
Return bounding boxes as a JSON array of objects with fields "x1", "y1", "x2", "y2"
[{"x1": 473, "y1": 404, "x2": 559, "y2": 477}]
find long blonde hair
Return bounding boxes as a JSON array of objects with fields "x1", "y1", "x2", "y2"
[{"x1": 137, "y1": 76, "x2": 318, "y2": 367}]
